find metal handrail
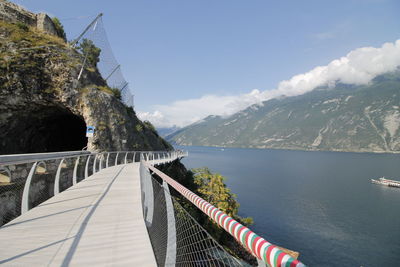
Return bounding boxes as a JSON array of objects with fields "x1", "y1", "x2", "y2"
[
  {"x1": 0, "y1": 151, "x2": 91, "y2": 166},
  {"x1": 0, "y1": 150, "x2": 175, "y2": 166}
]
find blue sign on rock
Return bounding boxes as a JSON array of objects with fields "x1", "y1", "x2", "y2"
[{"x1": 86, "y1": 126, "x2": 95, "y2": 137}]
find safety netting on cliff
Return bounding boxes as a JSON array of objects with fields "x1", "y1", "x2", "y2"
[{"x1": 72, "y1": 14, "x2": 134, "y2": 107}]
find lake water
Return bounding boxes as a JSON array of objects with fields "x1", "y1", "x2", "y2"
[{"x1": 178, "y1": 146, "x2": 400, "y2": 267}]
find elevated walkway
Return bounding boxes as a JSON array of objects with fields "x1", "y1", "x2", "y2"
[{"x1": 0, "y1": 163, "x2": 156, "y2": 266}]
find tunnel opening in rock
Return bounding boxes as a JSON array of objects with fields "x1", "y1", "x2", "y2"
[{"x1": 0, "y1": 105, "x2": 88, "y2": 154}]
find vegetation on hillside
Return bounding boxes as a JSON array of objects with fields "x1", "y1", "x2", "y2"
[{"x1": 0, "y1": 20, "x2": 74, "y2": 94}]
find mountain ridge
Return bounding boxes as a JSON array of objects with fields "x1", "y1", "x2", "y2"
[{"x1": 167, "y1": 71, "x2": 400, "y2": 153}]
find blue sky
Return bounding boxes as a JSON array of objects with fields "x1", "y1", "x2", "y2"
[{"x1": 12, "y1": 0, "x2": 400, "y2": 127}]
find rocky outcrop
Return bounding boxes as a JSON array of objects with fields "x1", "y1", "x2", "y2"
[{"x1": 0, "y1": 18, "x2": 171, "y2": 154}]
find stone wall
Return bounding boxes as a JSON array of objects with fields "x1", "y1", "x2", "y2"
[
  {"x1": 36, "y1": 13, "x2": 58, "y2": 36},
  {"x1": 0, "y1": 0, "x2": 58, "y2": 37}
]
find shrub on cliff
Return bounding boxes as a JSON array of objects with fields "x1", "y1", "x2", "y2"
[
  {"x1": 77, "y1": 38, "x2": 101, "y2": 67},
  {"x1": 51, "y1": 17, "x2": 66, "y2": 41}
]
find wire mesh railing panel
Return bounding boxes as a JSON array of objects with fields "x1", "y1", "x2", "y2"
[
  {"x1": 76, "y1": 156, "x2": 88, "y2": 183},
  {"x1": 107, "y1": 153, "x2": 117, "y2": 167},
  {"x1": 140, "y1": 163, "x2": 243, "y2": 267},
  {"x1": 172, "y1": 198, "x2": 243, "y2": 267},
  {"x1": 59, "y1": 158, "x2": 75, "y2": 193},
  {"x1": 87, "y1": 156, "x2": 94, "y2": 177},
  {"x1": 94, "y1": 154, "x2": 101, "y2": 173},
  {"x1": 126, "y1": 152, "x2": 133, "y2": 164},
  {"x1": 102, "y1": 153, "x2": 109, "y2": 169},
  {"x1": 29, "y1": 159, "x2": 58, "y2": 209},
  {"x1": 0, "y1": 163, "x2": 33, "y2": 225},
  {"x1": 117, "y1": 153, "x2": 125, "y2": 165}
]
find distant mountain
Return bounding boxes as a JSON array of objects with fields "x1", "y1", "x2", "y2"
[
  {"x1": 157, "y1": 126, "x2": 181, "y2": 137},
  {"x1": 167, "y1": 71, "x2": 400, "y2": 153}
]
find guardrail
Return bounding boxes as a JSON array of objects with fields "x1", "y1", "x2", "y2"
[
  {"x1": 140, "y1": 160, "x2": 306, "y2": 267},
  {"x1": 0, "y1": 150, "x2": 183, "y2": 227}
]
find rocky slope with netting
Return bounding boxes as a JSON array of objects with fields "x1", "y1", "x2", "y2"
[{"x1": 0, "y1": 8, "x2": 171, "y2": 154}]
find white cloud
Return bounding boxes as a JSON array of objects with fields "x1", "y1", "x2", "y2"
[
  {"x1": 275, "y1": 39, "x2": 400, "y2": 96},
  {"x1": 138, "y1": 90, "x2": 266, "y2": 128},
  {"x1": 139, "y1": 39, "x2": 400, "y2": 128}
]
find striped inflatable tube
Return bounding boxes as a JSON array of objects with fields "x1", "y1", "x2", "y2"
[{"x1": 144, "y1": 162, "x2": 306, "y2": 267}]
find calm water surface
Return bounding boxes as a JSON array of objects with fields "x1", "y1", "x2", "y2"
[{"x1": 179, "y1": 146, "x2": 400, "y2": 267}]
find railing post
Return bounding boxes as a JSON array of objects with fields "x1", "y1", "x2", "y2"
[
  {"x1": 163, "y1": 180, "x2": 177, "y2": 266},
  {"x1": 124, "y1": 152, "x2": 128, "y2": 164},
  {"x1": 133, "y1": 152, "x2": 136, "y2": 163},
  {"x1": 115, "y1": 152, "x2": 119, "y2": 166},
  {"x1": 140, "y1": 163, "x2": 154, "y2": 226},
  {"x1": 72, "y1": 156, "x2": 80, "y2": 185},
  {"x1": 21, "y1": 162, "x2": 38, "y2": 214},
  {"x1": 54, "y1": 158, "x2": 65, "y2": 195},
  {"x1": 99, "y1": 153, "x2": 103, "y2": 170},
  {"x1": 93, "y1": 154, "x2": 97, "y2": 173},
  {"x1": 85, "y1": 155, "x2": 91, "y2": 179},
  {"x1": 106, "y1": 153, "x2": 110, "y2": 168}
]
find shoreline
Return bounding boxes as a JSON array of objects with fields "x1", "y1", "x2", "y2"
[{"x1": 173, "y1": 143, "x2": 400, "y2": 155}]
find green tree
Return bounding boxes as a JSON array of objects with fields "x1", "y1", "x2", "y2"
[
  {"x1": 192, "y1": 167, "x2": 239, "y2": 217},
  {"x1": 77, "y1": 38, "x2": 101, "y2": 67},
  {"x1": 51, "y1": 17, "x2": 66, "y2": 41}
]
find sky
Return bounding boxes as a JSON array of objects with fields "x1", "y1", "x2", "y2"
[{"x1": 11, "y1": 0, "x2": 400, "y2": 127}]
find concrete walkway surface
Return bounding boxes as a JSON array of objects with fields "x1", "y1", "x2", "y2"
[{"x1": 0, "y1": 163, "x2": 157, "y2": 266}]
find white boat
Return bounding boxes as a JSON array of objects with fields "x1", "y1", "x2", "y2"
[{"x1": 371, "y1": 177, "x2": 400, "y2": 188}]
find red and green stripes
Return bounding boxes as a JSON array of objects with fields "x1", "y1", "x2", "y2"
[{"x1": 145, "y1": 162, "x2": 306, "y2": 267}]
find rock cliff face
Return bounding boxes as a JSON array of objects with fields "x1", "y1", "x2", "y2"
[{"x1": 0, "y1": 15, "x2": 171, "y2": 154}]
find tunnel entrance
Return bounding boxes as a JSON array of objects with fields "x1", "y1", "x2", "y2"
[{"x1": 0, "y1": 105, "x2": 88, "y2": 154}]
